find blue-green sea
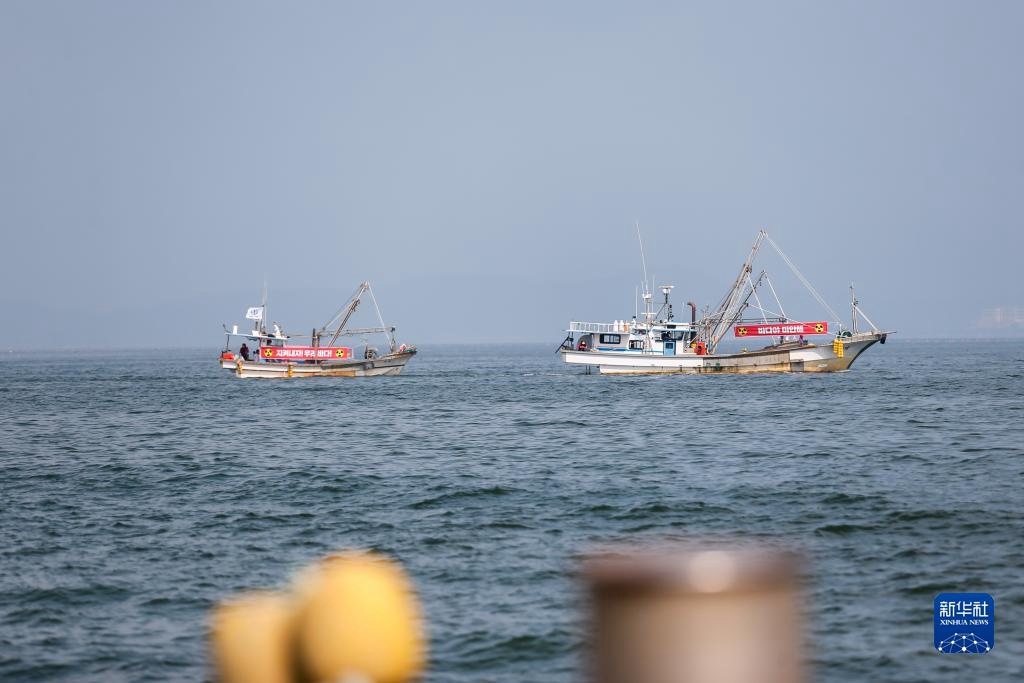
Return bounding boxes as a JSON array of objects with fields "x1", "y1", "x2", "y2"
[{"x1": 1, "y1": 340, "x2": 1022, "y2": 681}]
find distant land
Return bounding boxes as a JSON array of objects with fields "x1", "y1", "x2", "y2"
[{"x1": 975, "y1": 306, "x2": 1024, "y2": 337}]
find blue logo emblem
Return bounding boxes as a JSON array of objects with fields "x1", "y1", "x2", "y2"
[{"x1": 934, "y1": 593, "x2": 994, "y2": 654}]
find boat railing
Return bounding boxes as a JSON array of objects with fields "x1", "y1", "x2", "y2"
[{"x1": 568, "y1": 321, "x2": 620, "y2": 333}]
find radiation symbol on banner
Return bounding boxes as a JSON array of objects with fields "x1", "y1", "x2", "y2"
[
  {"x1": 263, "y1": 348, "x2": 273, "y2": 358},
  {"x1": 814, "y1": 323, "x2": 825, "y2": 334},
  {"x1": 335, "y1": 349, "x2": 346, "y2": 358},
  {"x1": 737, "y1": 327, "x2": 748, "y2": 336}
]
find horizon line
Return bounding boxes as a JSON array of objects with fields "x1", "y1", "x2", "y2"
[{"x1": 3, "y1": 336, "x2": 1024, "y2": 354}]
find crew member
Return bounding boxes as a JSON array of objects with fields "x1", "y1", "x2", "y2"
[{"x1": 239, "y1": 343, "x2": 251, "y2": 361}]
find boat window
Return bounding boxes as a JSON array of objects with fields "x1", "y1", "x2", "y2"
[
  {"x1": 599, "y1": 334, "x2": 621, "y2": 344},
  {"x1": 629, "y1": 340, "x2": 644, "y2": 350}
]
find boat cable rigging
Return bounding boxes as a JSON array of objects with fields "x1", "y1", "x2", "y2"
[
  {"x1": 746, "y1": 273, "x2": 770, "y2": 327},
  {"x1": 367, "y1": 283, "x2": 397, "y2": 353},
  {"x1": 762, "y1": 233, "x2": 843, "y2": 325},
  {"x1": 764, "y1": 273, "x2": 788, "y2": 322}
]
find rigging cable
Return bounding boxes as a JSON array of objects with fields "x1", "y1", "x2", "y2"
[
  {"x1": 764, "y1": 273, "x2": 788, "y2": 321},
  {"x1": 763, "y1": 234, "x2": 842, "y2": 324},
  {"x1": 367, "y1": 284, "x2": 397, "y2": 352}
]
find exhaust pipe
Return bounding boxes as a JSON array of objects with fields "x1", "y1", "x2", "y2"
[{"x1": 686, "y1": 301, "x2": 697, "y2": 342}]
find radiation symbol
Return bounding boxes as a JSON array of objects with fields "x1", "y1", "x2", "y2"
[
  {"x1": 263, "y1": 347, "x2": 273, "y2": 357},
  {"x1": 814, "y1": 323, "x2": 824, "y2": 334},
  {"x1": 737, "y1": 327, "x2": 748, "y2": 336},
  {"x1": 335, "y1": 349, "x2": 346, "y2": 358}
]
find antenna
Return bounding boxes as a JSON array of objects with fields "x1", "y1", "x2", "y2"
[
  {"x1": 261, "y1": 276, "x2": 268, "y2": 336},
  {"x1": 636, "y1": 222, "x2": 653, "y2": 321},
  {"x1": 636, "y1": 221, "x2": 651, "y2": 300}
]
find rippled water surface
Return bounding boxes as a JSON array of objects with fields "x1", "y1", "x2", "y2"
[{"x1": 2, "y1": 340, "x2": 1022, "y2": 681}]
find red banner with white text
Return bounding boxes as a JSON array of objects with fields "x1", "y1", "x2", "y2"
[
  {"x1": 734, "y1": 322, "x2": 828, "y2": 337},
  {"x1": 260, "y1": 346, "x2": 352, "y2": 360}
]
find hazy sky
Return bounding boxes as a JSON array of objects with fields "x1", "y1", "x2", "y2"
[{"x1": 2, "y1": 1, "x2": 1022, "y2": 348}]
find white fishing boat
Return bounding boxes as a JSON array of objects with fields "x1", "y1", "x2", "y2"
[
  {"x1": 559, "y1": 230, "x2": 890, "y2": 374},
  {"x1": 219, "y1": 282, "x2": 416, "y2": 378}
]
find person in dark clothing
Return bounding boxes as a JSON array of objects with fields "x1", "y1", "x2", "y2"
[{"x1": 239, "y1": 343, "x2": 250, "y2": 361}]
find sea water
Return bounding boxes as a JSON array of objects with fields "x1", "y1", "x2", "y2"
[{"x1": 1, "y1": 340, "x2": 1022, "y2": 681}]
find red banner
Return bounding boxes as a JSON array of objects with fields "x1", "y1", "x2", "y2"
[
  {"x1": 260, "y1": 346, "x2": 352, "y2": 360},
  {"x1": 734, "y1": 322, "x2": 828, "y2": 337}
]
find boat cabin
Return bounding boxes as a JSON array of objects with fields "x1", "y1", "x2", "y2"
[{"x1": 569, "y1": 320, "x2": 700, "y2": 356}]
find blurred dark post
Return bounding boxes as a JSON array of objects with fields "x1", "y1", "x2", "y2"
[{"x1": 582, "y1": 545, "x2": 805, "y2": 683}]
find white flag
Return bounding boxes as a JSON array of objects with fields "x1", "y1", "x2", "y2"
[{"x1": 245, "y1": 306, "x2": 264, "y2": 321}]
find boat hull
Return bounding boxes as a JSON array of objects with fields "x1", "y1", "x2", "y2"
[
  {"x1": 561, "y1": 333, "x2": 885, "y2": 375},
  {"x1": 219, "y1": 349, "x2": 416, "y2": 379}
]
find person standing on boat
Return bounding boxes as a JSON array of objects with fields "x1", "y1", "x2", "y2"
[{"x1": 239, "y1": 343, "x2": 251, "y2": 361}]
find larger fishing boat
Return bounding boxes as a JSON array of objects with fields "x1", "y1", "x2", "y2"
[
  {"x1": 559, "y1": 230, "x2": 889, "y2": 374},
  {"x1": 219, "y1": 282, "x2": 416, "y2": 378}
]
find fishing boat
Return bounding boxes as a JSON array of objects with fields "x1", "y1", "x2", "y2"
[
  {"x1": 219, "y1": 282, "x2": 416, "y2": 378},
  {"x1": 558, "y1": 230, "x2": 890, "y2": 374}
]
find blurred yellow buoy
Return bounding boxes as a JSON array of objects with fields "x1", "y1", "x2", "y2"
[
  {"x1": 210, "y1": 591, "x2": 294, "y2": 683},
  {"x1": 294, "y1": 551, "x2": 426, "y2": 683}
]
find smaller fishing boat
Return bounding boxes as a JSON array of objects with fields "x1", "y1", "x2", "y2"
[{"x1": 219, "y1": 282, "x2": 416, "y2": 378}]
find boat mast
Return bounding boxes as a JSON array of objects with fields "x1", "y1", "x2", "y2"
[
  {"x1": 850, "y1": 284, "x2": 859, "y2": 334},
  {"x1": 706, "y1": 230, "x2": 766, "y2": 351},
  {"x1": 321, "y1": 282, "x2": 369, "y2": 346},
  {"x1": 711, "y1": 270, "x2": 766, "y2": 352},
  {"x1": 848, "y1": 284, "x2": 880, "y2": 333}
]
